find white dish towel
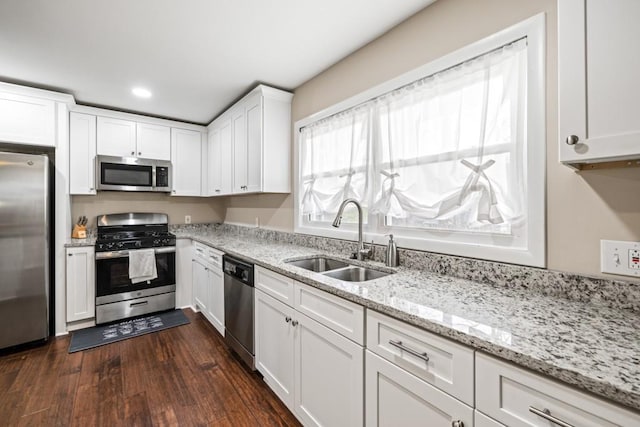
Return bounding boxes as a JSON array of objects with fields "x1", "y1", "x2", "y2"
[{"x1": 128, "y1": 249, "x2": 158, "y2": 284}]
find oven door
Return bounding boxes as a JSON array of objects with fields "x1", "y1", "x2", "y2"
[{"x1": 95, "y1": 247, "x2": 176, "y2": 304}]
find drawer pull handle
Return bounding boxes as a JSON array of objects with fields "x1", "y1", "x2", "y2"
[
  {"x1": 451, "y1": 421, "x2": 464, "y2": 427},
  {"x1": 388, "y1": 340, "x2": 429, "y2": 362},
  {"x1": 285, "y1": 316, "x2": 291, "y2": 323},
  {"x1": 529, "y1": 407, "x2": 574, "y2": 427},
  {"x1": 291, "y1": 320, "x2": 299, "y2": 327},
  {"x1": 130, "y1": 301, "x2": 149, "y2": 307}
]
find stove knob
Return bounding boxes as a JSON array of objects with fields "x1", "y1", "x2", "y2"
[
  {"x1": 153, "y1": 239, "x2": 160, "y2": 245},
  {"x1": 135, "y1": 241, "x2": 142, "y2": 247},
  {"x1": 117, "y1": 242, "x2": 125, "y2": 249}
]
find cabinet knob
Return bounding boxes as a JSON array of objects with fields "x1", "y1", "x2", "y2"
[
  {"x1": 131, "y1": 151, "x2": 135, "y2": 155},
  {"x1": 138, "y1": 152, "x2": 141, "y2": 155},
  {"x1": 284, "y1": 316, "x2": 291, "y2": 323},
  {"x1": 565, "y1": 135, "x2": 579, "y2": 145},
  {"x1": 451, "y1": 421, "x2": 464, "y2": 427},
  {"x1": 291, "y1": 320, "x2": 299, "y2": 327},
  {"x1": 68, "y1": 253, "x2": 73, "y2": 256}
]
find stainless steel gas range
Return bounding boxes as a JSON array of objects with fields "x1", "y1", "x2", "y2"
[{"x1": 94, "y1": 213, "x2": 176, "y2": 324}]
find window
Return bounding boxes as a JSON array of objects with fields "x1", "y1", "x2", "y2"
[{"x1": 295, "y1": 14, "x2": 545, "y2": 267}]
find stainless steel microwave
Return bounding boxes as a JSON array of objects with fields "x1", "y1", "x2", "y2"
[{"x1": 96, "y1": 155, "x2": 172, "y2": 192}]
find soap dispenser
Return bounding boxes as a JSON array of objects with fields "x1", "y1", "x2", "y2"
[{"x1": 385, "y1": 234, "x2": 399, "y2": 267}]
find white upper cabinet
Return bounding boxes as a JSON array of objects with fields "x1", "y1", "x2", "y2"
[
  {"x1": 96, "y1": 116, "x2": 171, "y2": 160},
  {"x1": 558, "y1": 0, "x2": 640, "y2": 167},
  {"x1": 97, "y1": 116, "x2": 137, "y2": 157},
  {"x1": 136, "y1": 122, "x2": 171, "y2": 160},
  {"x1": 207, "y1": 85, "x2": 292, "y2": 196},
  {"x1": 69, "y1": 112, "x2": 97, "y2": 195},
  {"x1": 171, "y1": 128, "x2": 203, "y2": 196},
  {"x1": 0, "y1": 91, "x2": 56, "y2": 147}
]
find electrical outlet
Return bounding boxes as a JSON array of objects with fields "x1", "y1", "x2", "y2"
[
  {"x1": 630, "y1": 249, "x2": 640, "y2": 270},
  {"x1": 601, "y1": 240, "x2": 640, "y2": 277},
  {"x1": 185, "y1": 215, "x2": 191, "y2": 224}
]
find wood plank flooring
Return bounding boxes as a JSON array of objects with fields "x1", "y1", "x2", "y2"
[{"x1": 0, "y1": 309, "x2": 301, "y2": 427}]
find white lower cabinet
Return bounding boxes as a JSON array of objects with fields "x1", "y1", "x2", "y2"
[
  {"x1": 366, "y1": 351, "x2": 473, "y2": 427},
  {"x1": 192, "y1": 257, "x2": 208, "y2": 313},
  {"x1": 294, "y1": 311, "x2": 363, "y2": 427},
  {"x1": 65, "y1": 246, "x2": 95, "y2": 322},
  {"x1": 476, "y1": 353, "x2": 640, "y2": 427},
  {"x1": 255, "y1": 290, "x2": 296, "y2": 408},
  {"x1": 254, "y1": 269, "x2": 364, "y2": 427},
  {"x1": 192, "y1": 242, "x2": 224, "y2": 335}
]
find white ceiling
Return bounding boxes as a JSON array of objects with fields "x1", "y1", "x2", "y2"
[{"x1": 0, "y1": 0, "x2": 435, "y2": 124}]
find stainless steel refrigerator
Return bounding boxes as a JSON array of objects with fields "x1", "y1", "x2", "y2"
[{"x1": 0, "y1": 151, "x2": 49, "y2": 349}]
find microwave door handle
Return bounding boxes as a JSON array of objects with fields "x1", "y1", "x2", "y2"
[{"x1": 152, "y1": 164, "x2": 157, "y2": 190}]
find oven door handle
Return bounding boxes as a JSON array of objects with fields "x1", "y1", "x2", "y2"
[{"x1": 95, "y1": 246, "x2": 176, "y2": 260}]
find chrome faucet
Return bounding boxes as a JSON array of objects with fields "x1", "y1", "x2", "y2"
[{"x1": 332, "y1": 198, "x2": 372, "y2": 261}]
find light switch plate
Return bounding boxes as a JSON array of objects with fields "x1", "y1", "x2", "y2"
[{"x1": 601, "y1": 240, "x2": 640, "y2": 277}]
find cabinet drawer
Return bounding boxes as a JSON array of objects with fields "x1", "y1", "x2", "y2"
[
  {"x1": 294, "y1": 282, "x2": 364, "y2": 345},
  {"x1": 476, "y1": 353, "x2": 640, "y2": 427},
  {"x1": 255, "y1": 266, "x2": 295, "y2": 306},
  {"x1": 193, "y1": 241, "x2": 207, "y2": 260},
  {"x1": 366, "y1": 351, "x2": 473, "y2": 427},
  {"x1": 206, "y1": 247, "x2": 223, "y2": 268},
  {"x1": 367, "y1": 310, "x2": 474, "y2": 405}
]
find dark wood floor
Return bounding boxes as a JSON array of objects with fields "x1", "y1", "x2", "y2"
[{"x1": 0, "y1": 309, "x2": 301, "y2": 427}]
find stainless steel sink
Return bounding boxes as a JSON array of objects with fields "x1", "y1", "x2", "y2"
[
  {"x1": 322, "y1": 266, "x2": 392, "y2": 282},
  {"x1": 285, "y1": 257, "x2": 349, "y2": 272}
]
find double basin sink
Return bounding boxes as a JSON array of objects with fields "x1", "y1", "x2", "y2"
[{"x1": 285, "y1": 256, "x2": 393, "y2": 282}]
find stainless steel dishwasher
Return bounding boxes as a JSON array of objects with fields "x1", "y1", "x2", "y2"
[{"x1": 223, "y1": 255, "x2": 255, "y2": 370}]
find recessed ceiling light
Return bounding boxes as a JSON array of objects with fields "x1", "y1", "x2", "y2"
[{"x1": 132, "y1": 87, "x2": 152, "y2": 98}]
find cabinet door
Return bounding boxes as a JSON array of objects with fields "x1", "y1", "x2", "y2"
[
  {"x1": 558, "y1": 0, "x2": 640, "y2": 164},
  {"x1": 207, "y1": 126, "x2": 223, "y2": 196},
  {"x1": 0, "y1": 92, "x2": 56, "y2": 147},
  {"x1": 232, "y1": 107, "x2": 247, "y2": 193},
  {"x1": 219, "y1": 118, "x2": 234, "y2": 195},
  {"x1": 66, "y1": 247, "x2": 95, "y2": 322},
  {"x1": 244, "y1": 94, "x2": 262, "y2": 193},
  {"x1": 171, "y1": 128, "x2": 202, "y2": 196},
  {"x1": 475, "y1": 411, "x2": 505, "y2": 427},
  {"x1": 96, "y1": 116, "x2": 137, "y2": 157},
  {"x1": 294, "y1": 312, "x2": 364, "y2": 427},
  {"x1": 255, "y1": 290, "x2": 295, "y2": 409},
  {"x1": 69, "y1": 112, "x2": 97, "y2": 195},
  {"x1": 206, "y1": 266, "x2": 225, "y2": 336},
  {"x1": 366, "y1": 351, "x2": 473, "y2": 427},
  {"x1": 192, "y1": 259, "x2": 207, "y2": 313},
  {"x1": 136, "y1": 122, "x2": 171, "y2": 160}
]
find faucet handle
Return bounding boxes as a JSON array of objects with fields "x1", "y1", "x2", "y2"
[{"x1": 358, "y1": 240, "x2": 374, "y2": 260}]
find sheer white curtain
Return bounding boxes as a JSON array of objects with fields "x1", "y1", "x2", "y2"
[
  {"x1": 300, "y1": 105, "x2": 372, "y2": 218},
  {"x1": 370, "y1": 39, "x2": 527, "y2": 232}
]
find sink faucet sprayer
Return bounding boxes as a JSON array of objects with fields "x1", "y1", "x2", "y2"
[{"x1": 332, "y1": 198, "x2": 373, "y2": 261}]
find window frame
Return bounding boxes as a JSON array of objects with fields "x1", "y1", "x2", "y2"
[{"x1": 294, "y1": 13, "x2": 546, "y2": 267}]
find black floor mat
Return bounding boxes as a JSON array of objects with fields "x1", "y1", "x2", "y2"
[{"x1": 68, "y1": 309, "x2": 189, "y2": 353}]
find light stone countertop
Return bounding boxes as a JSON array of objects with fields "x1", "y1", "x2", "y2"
[
  {"x1": 176, "y1": 230, "x2": 640, "y2": 412},
  {"x1": 66, "y1": 230, "x2": 640, "y2": 411}
]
